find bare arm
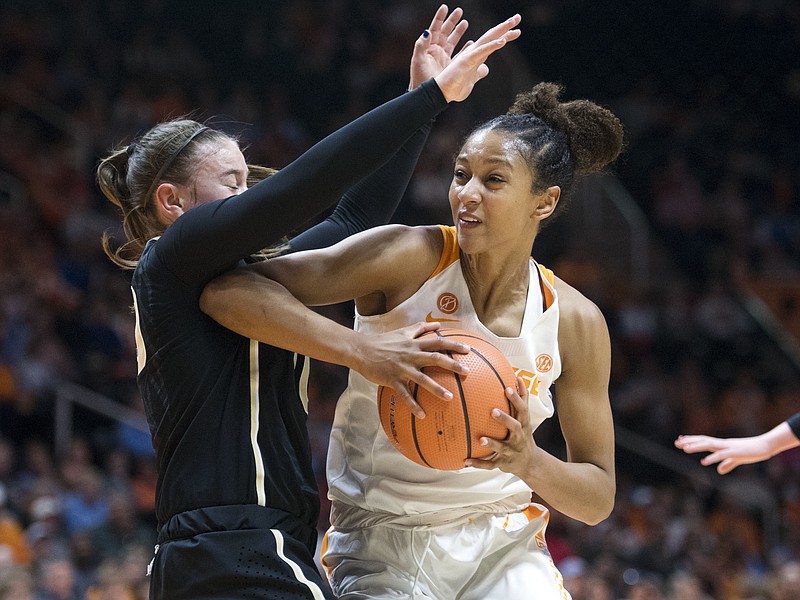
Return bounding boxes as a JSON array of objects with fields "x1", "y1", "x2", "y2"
[
  {"x1": 675, "y1": 420, "x2": 800, "y2": 474},
  {"x1": 467, "y1": 277, "x2": 616, "y2": 525},
  {"x1": 200, "y1": 226, "x2": 470, "y2": 415}
]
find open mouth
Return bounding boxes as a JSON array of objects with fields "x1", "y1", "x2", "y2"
[{"x1": 458, "y1": 213, "x2": 481, "y2": 227}]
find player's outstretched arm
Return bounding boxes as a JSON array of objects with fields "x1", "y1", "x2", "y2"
[
  {"x1": 675, "y1": 421, "x2": 800, "y2": 474},
  {"x1": 288, "y1": 5, "x2": 471, "y2": 253}
]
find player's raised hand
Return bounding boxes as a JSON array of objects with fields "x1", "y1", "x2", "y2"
[
  {"x1": 433, "y1": 13, "x2": 522, "y2": 103},
  {"x1": 354, "y1": 321, "x2": 469, "y2": 418},
  {"x1": 409, "y1": 5, "x2": 470, "y2": 90}
]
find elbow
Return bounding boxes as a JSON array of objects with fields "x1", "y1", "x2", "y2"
[
  {"x1": 583, "y1": 499, "x2": 614, "y2": 526},
  {"x1": 583, "y1": 482, "x2": 616, "y2": 526}
]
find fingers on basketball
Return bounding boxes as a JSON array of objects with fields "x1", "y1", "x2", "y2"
[{"x1": 378, "y1": 329, "x2": 517, "y2": 470}]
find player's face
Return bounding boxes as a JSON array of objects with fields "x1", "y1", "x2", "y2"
[
  {"x1": 181, "y1": 138, "x2": 249, "y2": 209},
  {"x1": 448, "y1": 129, "x2": 539, "y2": 255}
]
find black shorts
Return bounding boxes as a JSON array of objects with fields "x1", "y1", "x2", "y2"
[{"x1": 149, "y1": 504, "x2": 334, "y2": 600}]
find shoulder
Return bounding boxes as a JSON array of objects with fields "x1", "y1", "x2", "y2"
[
  {"x1": 554, "y1": 276, "x2": 606, "y2": 325},
  {"x1": 353, "y1": 224, "x2": 443, "y2": 263},
  {"x1": 372, "y1": 223, "x2": 443, "y2": 245},
  {"x1": 554, "y1": 276, "x2": 610, "y2": 365}
]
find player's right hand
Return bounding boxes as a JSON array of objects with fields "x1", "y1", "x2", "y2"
[{"x1": 354, "y1": 321, "x2": 470, "y2": 418}]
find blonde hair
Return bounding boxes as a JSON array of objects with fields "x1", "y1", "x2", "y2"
[{"x1": 97, "y1": 119, "x2": 232, "y2": 269}]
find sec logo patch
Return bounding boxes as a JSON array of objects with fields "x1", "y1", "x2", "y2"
[{"x1": 535, "y1": 354, "x2": 553, "y2": 373}]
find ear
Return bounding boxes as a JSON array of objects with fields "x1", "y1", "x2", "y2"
[
  {"x1": 153, "y1": 182, "x2": 186, "y2": 225},
  {"x1": 531, "y1": 185, "x2": 560, "y2": 220}
]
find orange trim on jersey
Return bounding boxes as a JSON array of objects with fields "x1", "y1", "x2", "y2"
[
  {"x1": 430, "y1": 227, "x2": 556, "y2": 311},
  {"x1": 522, "y1": 504, "x2": 550, "y2": 524},
  {"x1": 430, "y1": 225, "x2": 460, "y2": 278},
  {"x1": 319, "y1": 528, "x2": 332, "y2": 577},
  {"x1": 522, "y1": 504, "x2": 550, "y2": 551},
  {"x1": 536, "y1": 264, "x2": 556, "y2": 310}
]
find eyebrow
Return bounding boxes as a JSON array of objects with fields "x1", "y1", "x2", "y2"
[
  {"x1": 219, "y1": 169, "x2": 247, "y2": 179},
  {"x1": 456, "y1": 155, "x2": 514, "y2": 168}
]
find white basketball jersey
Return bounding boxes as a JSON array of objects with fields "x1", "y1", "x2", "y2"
[{"x1": 326, "y1": 226, "x2": 561, "y2": 524}]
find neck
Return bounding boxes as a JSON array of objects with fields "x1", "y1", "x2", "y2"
[{"x1": 460, "y1": 249, "x2": 532, "y2": 337}]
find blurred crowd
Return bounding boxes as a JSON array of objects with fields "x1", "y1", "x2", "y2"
[{"x1": 1, "y1": 0, "x2": 800, "y2": 598}]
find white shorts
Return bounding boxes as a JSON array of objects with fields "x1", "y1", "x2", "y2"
[{"x1": 320, "y1": 504, "x2": 571, "y2": 600}]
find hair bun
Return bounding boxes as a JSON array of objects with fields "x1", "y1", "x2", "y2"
[
  {"x1": 509, "y1": 82, "x2": 623, "y2": 175},
  {"x1": 508, "y1": 82, "x2": 563, "y2": 115}
]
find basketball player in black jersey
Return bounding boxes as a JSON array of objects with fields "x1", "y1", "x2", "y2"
[{"x1": 97, "y1": 7, "x2": 522, "y2": 599}]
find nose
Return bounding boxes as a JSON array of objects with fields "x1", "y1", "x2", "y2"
[{"x1": 457, "y1": 177, "x2": 482, "y2": 205}]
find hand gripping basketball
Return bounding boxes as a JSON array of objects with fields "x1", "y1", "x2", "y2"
[{"x1": 378, "y1": 329, "x2": 517, "y2": 470}]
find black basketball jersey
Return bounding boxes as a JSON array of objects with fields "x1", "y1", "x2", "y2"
[{"x1": 131, "y1": 81, "x2": 448, "y2": 530}]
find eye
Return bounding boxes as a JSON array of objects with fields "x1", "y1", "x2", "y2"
[
  {"x1": 453, "y1": 169, "x2": 468, "y2": 180},
  {"x1": 486, "y1": 175, "x2": 506, "y2": 184}
]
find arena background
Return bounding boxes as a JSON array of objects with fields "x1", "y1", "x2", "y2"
[{"x1": 1, "y1": 1, "x2": 799, "y2": 598}]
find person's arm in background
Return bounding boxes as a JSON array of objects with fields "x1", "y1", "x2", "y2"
[
  {"x1": 675, "y1": 413, "x2": 800, "y2": 474},
  {"x1": 289, "y1": 5, "x2": 470, "y2": 251}
]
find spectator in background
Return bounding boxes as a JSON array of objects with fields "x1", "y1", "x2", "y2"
[
  {"x1": 87, "y1": 491, "x2": 154, "y2": 564},
  {"x1": 33, "y1": 558, "x2": 79, "y2": 600},
  {"x1": 0, "y1": 566, "x2": 35, "y2": 600},
  {"x1": 60, "y1": 468, "x2": 108, "y2": 536},
  {"x1": 0, "y1": 484, "x2": 31, "y2": 567},
  {"x1": 769, "y1": 561, "x2": 800, "y2": 600},
  {"x1": 25, "y1": 495, "x2": 67, "y2": 565},
  {"x1": 83, "y1": 560, "x2": 137, "y2": 600}
]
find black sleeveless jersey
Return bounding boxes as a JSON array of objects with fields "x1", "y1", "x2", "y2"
[{"x1": 131, "y1": 81, "x2": 447, "y2": 530}]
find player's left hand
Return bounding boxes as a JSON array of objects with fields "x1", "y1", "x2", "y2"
[
  {"x1": 464, "y1": 376, "x2": 539, "y2": 475},
  {"x1": 409, "y1": 4, "x2": 470, "y2": 90}
]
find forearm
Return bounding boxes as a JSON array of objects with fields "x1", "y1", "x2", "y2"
[
  {"x1": 287, "y1": 120, "x2": 433, "y2": 253},
  {"x1": 521, "y1": 448, "x2": 615, "y2": 525},
  {"x1": 763, "y1": 421, "x2": 800, "y2": 457},
  {"x1": 201, "y1": 274, "x2": 366, "y2": 372},
  {"x1": 164, "y1": 80, "x2": 447, "y2": 285},
  {"x1": 200, "y1": 267, "x2": 471, "y2": 407}
]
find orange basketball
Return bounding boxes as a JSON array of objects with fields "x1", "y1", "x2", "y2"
[{"x1": 377, "y1": 329, "x2": 517, "y2": 470}]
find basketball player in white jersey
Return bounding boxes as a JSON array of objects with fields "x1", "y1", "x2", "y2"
[{"x1": 201, "y1": 82, "x2": 624, "y2": 599}]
